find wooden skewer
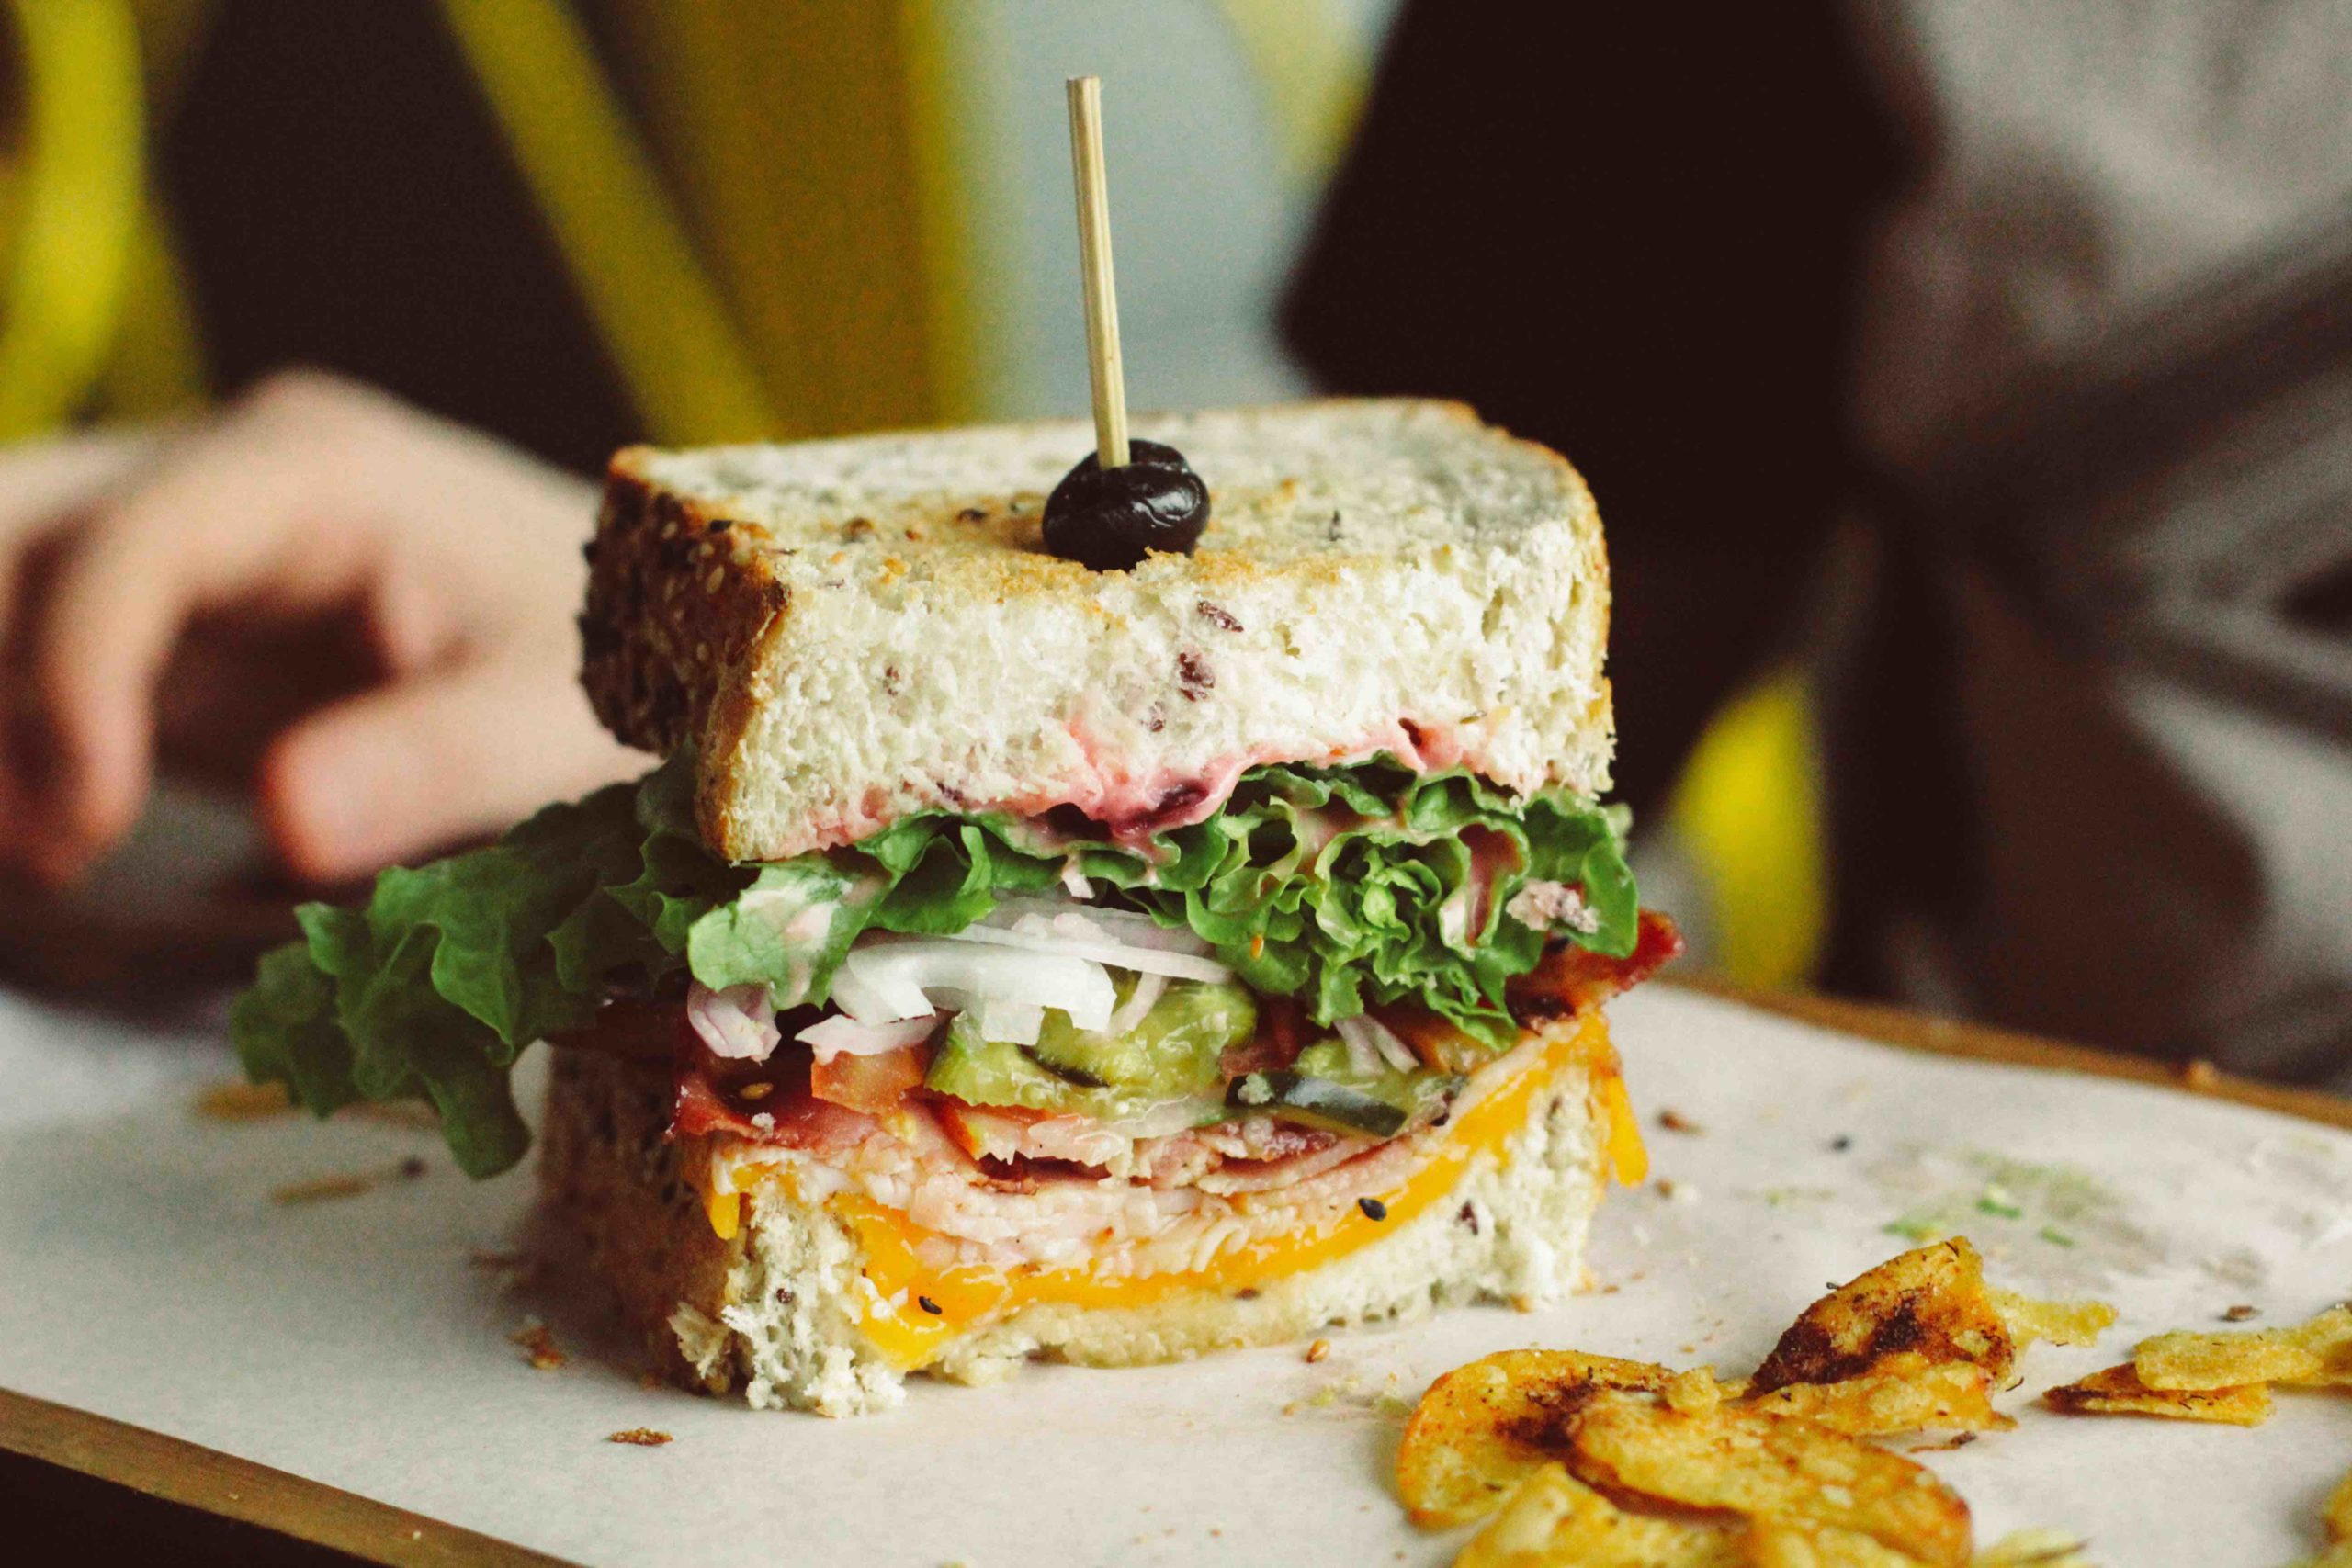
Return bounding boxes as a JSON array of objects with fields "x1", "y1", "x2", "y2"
[{"x1": 1065, "y1": 74, "x2": 1130, "y2": 469}]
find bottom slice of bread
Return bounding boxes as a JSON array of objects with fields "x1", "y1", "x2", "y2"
[{"x1": 540, "y1": 1013, "x2": 1622, "y2": 1416}]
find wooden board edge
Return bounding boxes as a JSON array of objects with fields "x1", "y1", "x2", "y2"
[
  {"x1": 1669, "y1": 976, "x2": 2352, "y2": 1133},
  {"x1": 0, "y1": 1386, "x2": 576, "y2": 1568}
]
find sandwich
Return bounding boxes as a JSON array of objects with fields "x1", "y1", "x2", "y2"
[{"x1": 232, "y1": 398, "x2": 1675, "y2": 1416}]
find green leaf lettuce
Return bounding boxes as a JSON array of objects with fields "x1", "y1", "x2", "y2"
[{"x1": 233, "y1": 753, "x2": 1636, "y2": 1176}]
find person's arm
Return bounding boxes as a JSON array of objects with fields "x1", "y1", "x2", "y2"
[
  {"x1": 1281, "y1": 2, "x2": 1900, "y2": 809},
  {"x1": 0, "y1": 369, "x2": 643, "y2": 886}
]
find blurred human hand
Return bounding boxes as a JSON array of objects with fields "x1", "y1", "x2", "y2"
[{"x1": 0, "y1": 369, "x2": 645, "y2": 888}]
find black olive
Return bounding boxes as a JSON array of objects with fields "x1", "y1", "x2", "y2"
[{"x1": 1041, "y1": 438, "x2": 1210, "y2": 570}]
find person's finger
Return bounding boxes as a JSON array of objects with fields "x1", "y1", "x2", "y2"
[
  {"x1": 0, "y1": 426, "x2": 167, "y2": 658},
  {"x1": 0, "y1": 430, "x2": 169, "y2": 849},
  {"x1": 257, "y1": 662, "x2": 644, "y2": 885},
  {"x1": 21, "y1": 411, "x2": 380, "y2": 881}
]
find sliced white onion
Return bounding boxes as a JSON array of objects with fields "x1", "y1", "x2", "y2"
[
  {"x1": 942, "y1": 921, "x2": 1232, "y2": 984},
  {"x1": 977, "y1": 998, "x2": 1046, "y2": 1046},
  {"x1": 828, "y1": 948, "x2": 933, "y2": 1022},
  {"x1": 795, "y1": 1011, "x2": 938, "y2": 1065},
  {"x1": 833, "y1": 937, "x2": 1116, "y2": 1034},
  {"x1": 1336, "y1": 1011, "x2": 1420, "y2": 1074},
  {"x1": 1367, "y1": 1017, "x2": 1420, "y2": 1073},
  {"x1": 1105, "y1": 971, "x2": 1168, "y2": 1036},
  {"x1": 1059, "y1": 860, "x2": 1094, "y2": 900},
  {"x1": 978, "y1": 897, "x2": 1214, "y2": 955},
  {"x1": 687, "y1": 981, "x2": 780, "y2": 1062}
]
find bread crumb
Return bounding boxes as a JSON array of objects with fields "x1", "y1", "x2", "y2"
[
  {"x1": 2181, "y1": 1058, "x2": 2220, "y2": 1090},
  {"x1": 195, "y1": 1081, "x2": 292, "y2": 1121},
  {"x1": 2222, "y1": 1303, "x2": 2259, "y2": 1322},
  {"x1": 271, "y1": 1172, "x2": 375, "y2": 1205},
  {"x1": 1305, "y1": 1338, "x2": 1331, "y2": 1364},
  {"x1": 511, "y1": 1318, "x2": 567, "y2": 1371},
  {"x1": 606, "y1": 1428, "x2": 672, "y2": 1446},
  {"x1": 1656, "y1": 1108, "x2": 1702, "y2": 1134}
]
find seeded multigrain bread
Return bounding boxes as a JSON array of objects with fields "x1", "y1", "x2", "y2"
[
  {"x1": 539, "y1": 1021, "x2": 1612, "y2": 1417},
  {"x1": 580, "y1": 400, "x2": 1612, "y2": 863}
]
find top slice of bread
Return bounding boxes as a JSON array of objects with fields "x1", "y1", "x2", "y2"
[{"x1": 582, "y1": 399, "x2": 1612, "y2": 863}]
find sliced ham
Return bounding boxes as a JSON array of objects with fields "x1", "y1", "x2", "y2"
[{"x1": 565, "y1": 907, "x2": 1675, "y2": 1279}]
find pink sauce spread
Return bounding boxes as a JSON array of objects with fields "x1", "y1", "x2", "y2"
[
  {"x1": 781, "y1": 717, "x2": 1475, "y2": 858},
  {"x1": 1030, "y1": 716, "x2": 1472, "y2": 848}
]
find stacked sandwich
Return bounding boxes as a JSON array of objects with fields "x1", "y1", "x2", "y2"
[{"x1": 233, "y1": 399, "x2": 1673, "y2": 1415}]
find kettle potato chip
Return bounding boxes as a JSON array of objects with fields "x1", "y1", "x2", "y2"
[
  {"x1": 1987, "y1": 1290, "x2": 2115, "y2": 1353},
  {"x1": 1395, "y1": 1349, "x2": 1673, "y2": 1528},
  {"x1": 1739, "y1": 1360, "x2": 2009, "y2": 1437},
  {"x1": 1566, "y1": 1393, "x2": 1973, "y2": 1567},
  {"x1": 1750, "y1": 1240, "x2": 2014, "y2": 1393},
  {"x1": 1454, "y1": 1463, "x2": 1742, "y2": 1568},
  {"x1": 1745, "y1": 1518, "x2": 1939, "y2": 1566},
  {"x1": 2133, "y1": 1304, "x2": 2352, "y2": 1392},
  {"x1": 2041, "y1": 1362, "x2": 2271, "y2": 1426}
]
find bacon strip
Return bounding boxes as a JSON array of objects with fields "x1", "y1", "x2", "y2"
[{"x1": 1507, "y1": 909, "x2": 1683, "y2": 1021}]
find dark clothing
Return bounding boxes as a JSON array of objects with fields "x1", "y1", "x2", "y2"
[{"x1": 1281, "y1": 1, "x2": 1902, "y2": 812}]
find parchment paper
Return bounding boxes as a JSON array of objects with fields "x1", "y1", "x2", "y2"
[{"x1": 5, "y1": 985, "x2": 2349, "y2": 1566}]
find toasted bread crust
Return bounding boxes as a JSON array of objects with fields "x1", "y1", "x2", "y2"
[
  {"x1": 538, "y1": 1047, "x2": 744, "y2": 1392},
  {"x1": 579, "y1": 400, "x2": 1615, "y2": 862}
]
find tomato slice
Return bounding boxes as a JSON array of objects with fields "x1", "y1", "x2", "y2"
[{"x1": 808, "y1": 1044, "x2": 929, "y2": 1117}]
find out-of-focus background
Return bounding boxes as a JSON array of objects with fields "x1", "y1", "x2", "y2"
[{"x1": 1, "y1": 0, "x2": 2347, "y2": 1085}]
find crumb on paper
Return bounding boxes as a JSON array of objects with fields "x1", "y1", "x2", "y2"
[
  {"x1": 511, "y1": 1318, "x2": 567, "y2": 1371},
  {"x1": 2223, "y1": 1303, "x2": 2260, "y2": 1322},
  {"x1": 1975, "y1": 1182, "x2": 2024, "y2": 1219},
  {"x1": 195, "y1": 1080, "x2": 292, "y2": 1121},
  {"x1": 1907, "y1": 1430, "x2": 1978, "y2": 1453},
  {"x1": 606, "y1": 1428, "x2": 672, "y2": 1447},
  {"x1": 271, "y1": 1172, "x2": 375, "y2": 1206},
  {"x1": 1306, "y1": 1338, "x2": 1331, "y2": 1364},
  {"x1": 272, "y1": 1158, "x2": 430, "y2": 1206},
  {"x1": 2180, "y1": 1058, "x2": 2221, "y2": 1090},
  {"x1": 1654, "y1": 1178, "x2": 1697, "y2": 1203},
  {"x1": 1657, "y1": 1107, "x2": 1703, "y2": 1134}
]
